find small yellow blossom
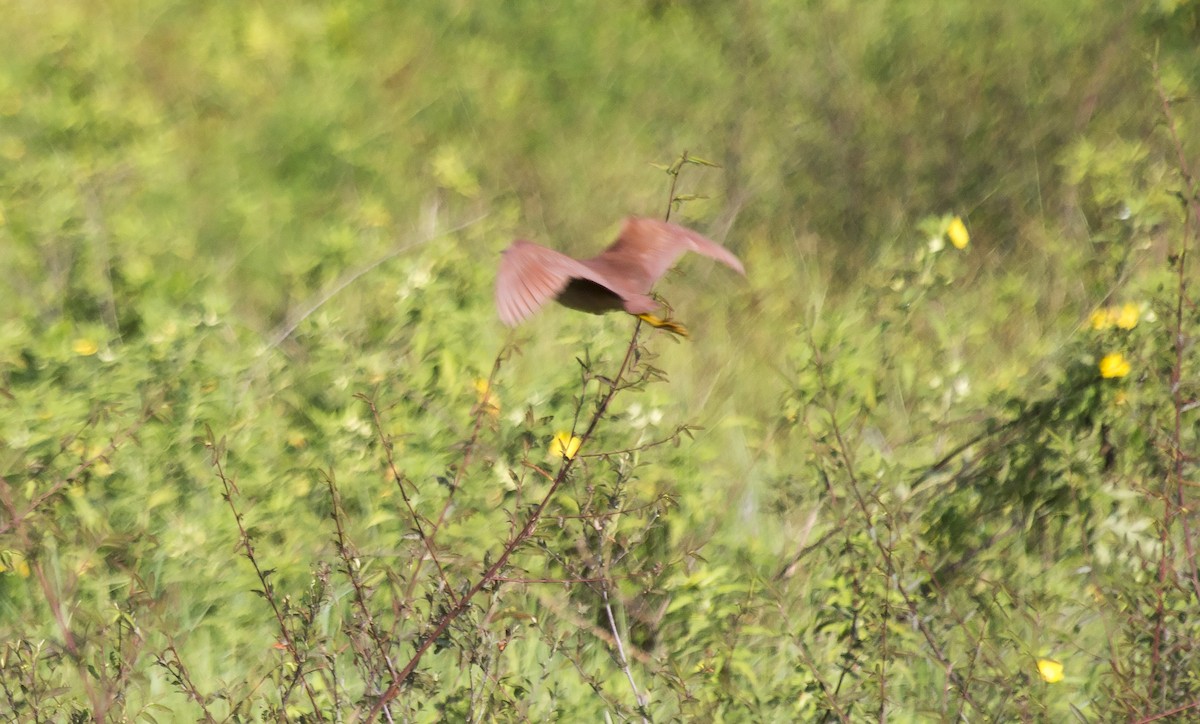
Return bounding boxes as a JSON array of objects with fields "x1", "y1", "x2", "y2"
[
  {"x1": 70, "y1": 441, "x2": 113, "y2": 477},
  {"x1": 0, "y1": 551, "x2": 30, "y2": 578},
  {"x1": 1036, "y1": 658, "x2": 1064, "y2": 683},
  {"x1": 1091, "y1": 303, "x2": 1141, "y2": 331},
  {"x1": 947, "y1": 216, "x2": 970, "y2": 249},
  {"x1": 72, "y1": 338, "x2": 99, "y2": 356},
  {"x1": 549, "y1": 431, "x2": 582, "y2": 460},
  {"x1": 1114, "y1": 302, "x2": 1139, "y2": 330},
  {"x1": 1099, "y1": 352, "x2": 1131, "y2": 379},
  {"x1": 91, "y1": 457, "x2": 113, "y2": 478},
  {"x1": 474, "y1": 378, "x2": 500, "y2": 417}
]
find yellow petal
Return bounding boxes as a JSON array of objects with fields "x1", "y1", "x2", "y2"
[
  {"x1": 1036, "y1": 658, "x2": 1064, "y2": 683},
  {"x1": 549, "y1": 431, "x2": 582, "y2": 460},
  {"x1": 1089, "y1": 308, "x2": 1112, "y2": 331},
  {"x1": 0, "y1": 551, "x2": 30, "y2": 578},
  {"x1": 1115, "y1": 302, "x2": 1139, "y2": 330},
  {"x1": 1099, "y1": 352, "x2": 1131, "y2": 379},
  {"x1": 947, "y1": 216, "x2": 970, "y2": 249},
  {"x1": 474, "y1": 378, "x2": 500, "y2": 417},
  {"x1": 72, "y1": 338, "x2": 99, "y2": 356}
]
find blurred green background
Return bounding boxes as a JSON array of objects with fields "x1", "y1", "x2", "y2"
[{"x1": 2, "y1": 0, "x2": 1199, "y2": 720}]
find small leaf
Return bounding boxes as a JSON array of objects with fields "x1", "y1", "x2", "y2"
[{"x1": 685, "y1": 155, "x2": 721, "y2": 168}]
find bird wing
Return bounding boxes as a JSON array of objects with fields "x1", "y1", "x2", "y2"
[
  {"x1": 589, "y1": 218, "x2": 745, "y2": 294},
  {"x1": 495, "y1": 240, "x2": 616, "y2": 326}
]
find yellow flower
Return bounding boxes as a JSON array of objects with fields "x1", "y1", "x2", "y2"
[
  {"x1": 549, "y1": 431, "x2": 582, "y2": 460},
  {"x1": 1114, "y1": 302, "x2": 1139, "y2": 330},
  {"x1": 72, "y1": 338, "x2": 99, "y2": 356},
  {"x1": 947, "y1": 216, "x2": 970, "y2": 249},
  {"x1": 1099, "y1": 352, "x2": 1130, "y2": 379},
  {"x1": 1036, "y1": 658, "x2": 1064, "y2": 684},
  {"x1": 1091, "y1": 303, "x2": 1141, "y2": 331},
  {"x1": 0, "y1": 551, "x2": 30, "y2": 578},
  {"x1": 474, "y1": 378, "x2": 500, "y2": 417}
]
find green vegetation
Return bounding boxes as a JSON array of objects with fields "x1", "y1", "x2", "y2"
[{"x1": 2, "y1": 1, "x2": 1199, "y2": 720}]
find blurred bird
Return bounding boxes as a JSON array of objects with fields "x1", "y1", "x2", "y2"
[{"x1": 495, "y1": 217, "x2": 744, "y2": 337}]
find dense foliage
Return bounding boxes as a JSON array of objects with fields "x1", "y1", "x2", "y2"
[{"x1": 2, "y1": 1, "x2": 1200, "y2": 721}]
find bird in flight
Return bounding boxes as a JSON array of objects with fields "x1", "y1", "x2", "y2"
[{"x1": 495, "y1": 217, "x2": 744, "y2": 337}]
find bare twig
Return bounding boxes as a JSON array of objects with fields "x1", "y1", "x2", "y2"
[
  {"x1": 359, "y1": 393, "x2": 460, "y2": 609},
  {"x1": 1135, "y1": 698, "x2": 1200, "y2": 724},
  {"x1": 807, "y1": 331, "x2": 985, "y2": 718},
  {"x1": 577, "y1": 424, "x2": 697, "y2": 458},
  {"x1": 207, "y1": 430, "x2": 326, "y2": 722},
  {"x1": 1148, "y1": 55, "x2": 1200, "y2": 701},
  {"x1": 1153, "y1": 55, "x2": 1200, "y2": 603},
  {"x1": 602, "y1": 586, "x2": 650, "y2": 717},
  {"x1": 323, "y1": 470, "x2": 399, "y2": 710},
  {"x1": 154, "y1": 643, "x2": 218, "y2": 724},
  {"x1": 365, "y1": 318, "x2": 647, "y2": 718},
  {"x1": 394, "y1": 344, "x2": 512, "y2": 609}
]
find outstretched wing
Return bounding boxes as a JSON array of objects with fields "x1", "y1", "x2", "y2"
[
  {"x1": 495, "y1": 240, "x2": 616, "y2": 326},
  {"x1": 588, "y1": 218, "x2": 744, "y2": 294}
]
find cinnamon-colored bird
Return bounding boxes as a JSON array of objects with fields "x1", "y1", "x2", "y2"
[{"x1": 495, "y1": 217, "x2": 743, "y2": 336}]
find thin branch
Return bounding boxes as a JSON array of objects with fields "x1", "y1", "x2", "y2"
[
  {"x1": 323, "y1": 471, "x2": 399, "y2": 703},
  {"x1": 576, "y1": 425, "x2": 697, "y2": 459},
  {"x1": 1152, "y1": 52, "x2": 1200, "y2": 604},
  {"x1": 360, "y1": 393, "x2": 460, "y2": 609},
  {"x1": 398, "y1": 344, "x2": 512, "y2": 607},
  {"x1": 207, "y1": 430, "x2": 326, "y2": 722},
  {"x1": 602, "y1": 586, "x2": 649, "y2": 718},
  {"x1": 153, "y1": 644, "x2": 218, "y2": 723},
  {"x1": 1135, "y1": 698, "x2": 1200, "y2": 724},
  {"x1": 366, "y1": 320, "x2": 647, "y2": 719},
  {"x1": 807, "y1": 331, "x2": 984, "y2": 718}
]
